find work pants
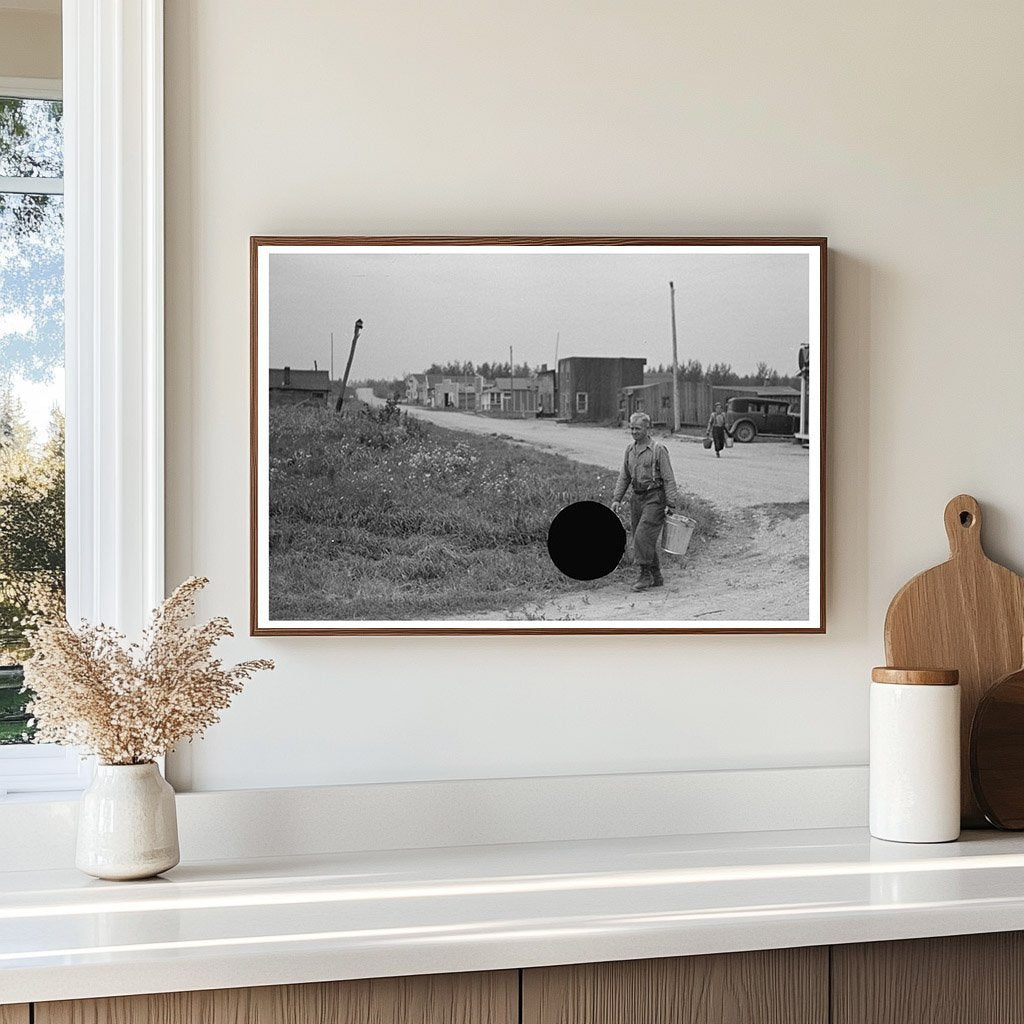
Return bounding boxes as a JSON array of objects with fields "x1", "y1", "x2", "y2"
[{"x1": 630, "y1": 488, "x2": 665, "y2": 570}]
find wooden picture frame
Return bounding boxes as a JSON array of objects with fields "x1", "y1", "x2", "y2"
[{"x1": 251, "y1": 236, "x2": 826, "y2": 635}]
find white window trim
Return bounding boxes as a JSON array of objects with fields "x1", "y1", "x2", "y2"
[
  {"x1": 0, "y1": 2, "x2": 165, "y2": 797},
  {"x1": 0, "y1": 76, "x2": 62, "y2": 101}
]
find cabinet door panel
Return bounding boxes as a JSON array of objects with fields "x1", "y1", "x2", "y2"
[
  {"x1": 0, "y1": 1007, "x2": 29, "y2": 1024},
  {"x1": 36, "y1": 970, "x2": 518, "y2": 1024},
  {"x1": 523, "y1": 948, "x2": 827, "y2": 1024},
  {"x1": 832, "y1": 932, "x2": 1024, "y2": 1024}
]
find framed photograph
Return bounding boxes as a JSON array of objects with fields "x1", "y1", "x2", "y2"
[{"x1": 251, "y1": 236, "x2": 826, "y2": 635}]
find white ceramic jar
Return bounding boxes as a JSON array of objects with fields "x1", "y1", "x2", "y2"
[
  {"x1": 76, "y1": 762, "x2": 180, "y2": 880},
  {"x1": 870, "y1": 667, "x2": 961, "y2": 843}
]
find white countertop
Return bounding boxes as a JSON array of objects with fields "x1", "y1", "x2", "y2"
[{"x1": 4, "y1": 826, "x2": 1024, "y2": 1005}]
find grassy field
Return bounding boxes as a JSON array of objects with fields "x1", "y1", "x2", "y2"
[{"x1": 269, "y1": 402, "x2": 718, "y2": 621}]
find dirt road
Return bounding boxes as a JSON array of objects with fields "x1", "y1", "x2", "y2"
[
  {"x1": 508, "y1": 502, "x2": 810, "y2": 623},
  {"x1": 357, "y1": 388, "x2": 808, "y2": 511}
]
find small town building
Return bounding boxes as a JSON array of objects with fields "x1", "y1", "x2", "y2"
[
  {"x1": 433, "y1": 378, "x2": 481, "y2": 411},
  {"x1": 405, "y1": 373, "x2": 481, "y2": 409},
  {"x1": 536, "y1": 365, "x2": 557, "y2": 416},
  {"x1": 622, "y1": 378, "x2": 801, "y2": 427},
  {"x1": 478, "y1": 377, "x2": 539, "y2": 415},
  {"x1": 269, "y1": 367, "x2": 330, "y2": 405},
  {"x1": 558, "y1": 356, "x2": 646, "y2": 422},
  {"x1": 405, "y1": 373, "x2": 441, "y2": 404},
  {"x1": 620, "y1": 381, "x2": 675, "y2": 426}
]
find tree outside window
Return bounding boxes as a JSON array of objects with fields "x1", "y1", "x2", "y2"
[{"x1": 0, "y1": 94, "x2": 65, "y2": 744}]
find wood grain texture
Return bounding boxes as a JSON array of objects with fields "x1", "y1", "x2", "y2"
[
  {"x1": 832, "y1": 932, "x2": 1024, "y2": 1024},
  {"x1": 522, "y1": 949, "x2": 828, "y2": 1024},
  {"x1": 970, "y1": 661, "x2": 1024, "y2": 827},
  {"x1": 884, "y1": 494, "x2": 1024, "y2": 826},
  {"x1": 871, "y1": 667, "x2": 959, "y2": 686},
  {"x1": 36, "y1": 971, "x2": 518, "y2": 1024},
  {"x1": 0, "y1": 1007, "x2": 30, "y2": 1024}
]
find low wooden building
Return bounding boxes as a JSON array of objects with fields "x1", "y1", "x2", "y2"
[
  {"x1": 433, "y1": 378, "x2": 480, "y2": 411},
  {"x1": 536, "y1": 366, "x2": 557, "y2": 415},
  {"x1": 478, "y1": 377, "x2": 539, "y2": 415},
  {"x1": 622, "y1": 378, "x2": 800, "y2": 427},
  {"x1": 558, "y1": 357, "x2": 646, "y2": 422},
  {"x1": 269, "y1": 367, "x2": 330, "y2": 405}
]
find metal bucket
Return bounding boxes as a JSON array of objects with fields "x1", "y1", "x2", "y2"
[{"x1": 661, "y1": 512, "x2": 697, "y2": 556}]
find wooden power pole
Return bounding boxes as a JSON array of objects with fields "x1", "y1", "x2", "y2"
[
  {"x1": 669, "y1": 281, "x2": 680, "y2": 432},
  {"x1": 335, "y1": 318, "x2": 364, "y2": 413}
]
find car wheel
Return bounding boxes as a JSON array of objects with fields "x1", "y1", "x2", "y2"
[{"x1": 733, "y1": 421, "x2": 756, "y2": 443}]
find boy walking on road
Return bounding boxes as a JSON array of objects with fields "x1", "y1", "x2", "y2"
[{"x1": 611, "y1": 412, "x2": 681, "y2": 592}]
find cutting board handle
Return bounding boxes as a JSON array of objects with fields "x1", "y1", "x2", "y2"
[{"x1": 944, "y1": 494, "x2": 983, "y2": 558}]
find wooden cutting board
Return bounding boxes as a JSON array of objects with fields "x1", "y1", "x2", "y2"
[{"x1": 884, "y1": 494, "x2": 1024, "y2": 827}]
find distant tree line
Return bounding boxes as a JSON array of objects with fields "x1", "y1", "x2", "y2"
[
  {"x1": 420, "y1": 361, "x2": 537, "y2": 379},
  {"x1": 645, "y1": 360, "x2": 800, "y2": 388},
  {"x1": 357, "y1": 378, "x2": 406, "y2": 401}
]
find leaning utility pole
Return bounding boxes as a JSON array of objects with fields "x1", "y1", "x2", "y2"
[
  {"x1": 335, "y1": 318, "x2": 364, "y2": 413},
  {"x1": 669, "y1": 281, "x2": 681, "y2": 432}
]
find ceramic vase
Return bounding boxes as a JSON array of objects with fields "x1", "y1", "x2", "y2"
[{"x1": 76, "y1": 762, "x2": 180, "y2": 880}]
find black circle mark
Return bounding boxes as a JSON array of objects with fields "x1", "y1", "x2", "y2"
[{"x1": 547, "y1": 501, "x2": 627, "y2": 582}]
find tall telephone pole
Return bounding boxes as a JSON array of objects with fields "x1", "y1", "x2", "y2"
[
  {"x1": 330, "y1": 332, "x2": 334, "y2": 380},
  {"x1": 509, "y1": 345, "x2": 514, "y2": 415},
  {"x1": 669, "y1": 281, "x2": 680, "y2": 432}
]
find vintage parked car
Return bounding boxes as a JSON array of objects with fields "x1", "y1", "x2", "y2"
[{"x1": 724, "y1": 396, "x2": 799, "y2": 442}]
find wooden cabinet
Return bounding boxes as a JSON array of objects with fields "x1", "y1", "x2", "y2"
[
  {"x1": 832, "y1": 932, "x2": 1024, "y2": 1024},
  {"x1": 34, "y1": 971, "x2": 518, "y2": 1024},
  {"x1": 522, "y1": 948, "x2": 828, "y2": 1024},
  {"x1": 14, "y1": 932, "x2": 1024, "y2": 1024}
]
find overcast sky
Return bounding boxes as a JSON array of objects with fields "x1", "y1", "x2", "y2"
[{"x1": 268, "y1": 249, "x2": 810, "y2": 380}]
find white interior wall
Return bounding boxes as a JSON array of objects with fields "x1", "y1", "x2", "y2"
[{"x1": 163, "y1": 0, "x2": 1024, "y2": 792}]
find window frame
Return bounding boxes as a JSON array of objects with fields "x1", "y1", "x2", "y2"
[
  {"x1": 576, "y1": 391, "x2": 588, "y2": 414},
  {"x1": 0, "y1": 0, "x2": 165, "y2": 797}
]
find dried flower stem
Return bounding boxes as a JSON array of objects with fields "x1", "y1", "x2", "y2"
[{"x1": 23, "y1": 577, "x2": 273, "y2": 765}]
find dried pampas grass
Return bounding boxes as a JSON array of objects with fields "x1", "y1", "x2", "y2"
[{"x1": 23, "y1": 577, "x2": 274, "y2": 765}]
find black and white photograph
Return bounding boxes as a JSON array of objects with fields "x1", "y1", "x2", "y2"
[{"x1": 251, "y1": 238, "x2": 825, "y2": 634}]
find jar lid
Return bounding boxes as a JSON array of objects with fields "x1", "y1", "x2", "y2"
[{"x1": 871, "y1": 667, "x2": 959, "y2": 686}]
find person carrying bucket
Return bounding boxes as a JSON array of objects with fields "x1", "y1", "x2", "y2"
[
  {"x1": 610, "y1": 412, "x2": 681, "y2": 592},
  {"x1": 706, "y1": 402, "x2": 728, "y2": 457}
]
